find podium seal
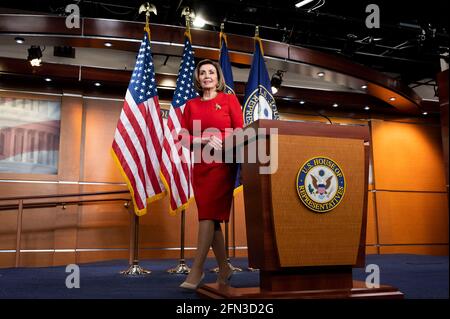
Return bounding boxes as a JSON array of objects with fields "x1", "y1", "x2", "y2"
[{"x1": 296, "y1": 156, "x2": 346, "y2": 213}]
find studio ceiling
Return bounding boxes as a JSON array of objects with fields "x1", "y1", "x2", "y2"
[{"x1": 1, "y1": 0, "x2": 448, "y2": 85}]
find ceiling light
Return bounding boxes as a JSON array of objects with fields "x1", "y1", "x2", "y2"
[
  {"x1": 27, "y1": 45, "x2": 42, "y2": 67},
  {"x1": 361, "y1": 85, "x2": 367, "y2": 89},
  {"x1": 295, "y1": 0, "x2": 315, "y2": 8},
  {"x1": 271, "y1": 70, "x2": 284, "y2": 95},
  {"x1": 94, "y1": 82, "x2": 101, "y2": 87},
  {"x1": 332, "y1": 103, "x2": 338, "y2": 107},
  {"x1": 45, "y1": 78, "x2": 52, "y2": 82},
  {"x1": 299, "y1": 100, "x2": 305, "y2": 104},
  {"x1": 104, "y1": 42, "x2": 113, "y2": 47},
  {"x1": 15, "y1": 37, "x2": 25, "y2": 44},
  {"x1": 364, "y1": 106, "x2": 370, "y2": 110},
  {"x1": 193, "y1": 16, "x2": 206, "y2": 28},
  {"x1": 317, "y1": 71, "x2": 325, "y2": 77},
  {"x1": 389, "y1": 97, "x2": 396, "y2": 101},
  {"x1": 422, "y1": 111, "x2": 428, "y2": 115}
]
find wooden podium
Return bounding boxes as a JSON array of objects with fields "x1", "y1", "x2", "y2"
[{"x1": 197, "y1": 120, "x2": 403, "y2": 299}]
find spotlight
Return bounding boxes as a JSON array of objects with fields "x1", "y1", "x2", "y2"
[
  {"x1": 364, "y1": 106, "x2": 370, "y2": 110},
  {"x1": 332, "y1": 103, "x2": 339, "y2": 107},
  {"x1": 317, "y1": 71, "x2": 325, "y2": 77},
  {"x1": 45, "y1": 78, "x2": 52, "y2": 82},
  {"x1": 271, "y1": 70, "x2": 284, "y2": 94},
  {"x1": 104, "y1": 42, "x2": 113, "y2": 47},
  {"x1": 361, "y1": 85, "x2": 367, "y2": 89},
  {"x1": 422, "y1": 111, "x2": 428, "y2": 115},
  {"x1": 299, "y1": 100, "x2": 305, "y2": 104},
  {"x1": 15, "y1": 37, "x2": 25, "y2": 44},
  {"x1": 27, "y1": 45, "x2": 42, "y2": 67},
  {"x1": 193, "y1": 16, "x2": 206, "y2": 28},
  {"x1": 94, "y1": 82, "x2": 101, "y2": 87},
  {"x1": 389, "y1": 97, "x2": 396, "y2": 101}
]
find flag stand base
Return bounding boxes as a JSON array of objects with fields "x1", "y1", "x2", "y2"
[
  {"x1": 167, "y1": 260, "x2": 190, "y2": 274},
  {"x1": 120, "y1": 263, "x2": 151, "y2": 276}
]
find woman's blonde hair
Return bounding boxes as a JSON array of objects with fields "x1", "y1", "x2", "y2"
[{"x1": 193, "y1": 59, "x2": 226, "y2": 95}]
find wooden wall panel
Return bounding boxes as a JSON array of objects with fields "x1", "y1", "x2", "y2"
[
  {"x1": 371, "y1": 120, "x2": 446, "y2": 191},
  {"x1": 279, "y1": 112, "x2": 369, "y2": 126},
  {"x1": 0, "y1": 210, "x2": 17, "y2": 250},
  {"x1": 77, "y1": 203, "x2": 129, "y2": 249},
  {"x1": 0, "y1": 253, "x2": 15, "y2": 268},
  {"x1": 0, "y1": 183, "x2": 81, "y2": 198},
  {"x1": 53, "y1": 252, "x2": 77, "y2": 266},
  {"x1": 19, "y1": 252, "x2": 54, "y2": 268},
  {"x1": 53, "y1": 205, "x2": 78, "y2": 265},
  {"x1": 232, "y1": 190, "x2": 247, "y2": 253},
  {"x1": 20, "y1": 207, "x2": 55, "y2": 250},
  {"x1": 380, "y1": 245, "x2": 449, "y2": 255},
  {"x1": 376, "y1": 192, "x2": 449, "y2": 245},
  {"x1": 82, "y1": 98, "x2": 124, "y2": 183},
  {"x1": 437, "y1": 70, "x2": 449, "y2": 187},
  {"x1": 366, "y1": 192, "x2": 378, "y2": 246},
  {"x1": 76, "y1": 251, "x2": 128, "y2": 264},
  {"x1": 58, "y1": 95, "x2": 83, "y2": 181},
  {"x1": 365, "y1": 246, "x2": 378, "y2": 254},
  {"x1": 139, "y1": 197, "x2": 198, "y2": 249}
]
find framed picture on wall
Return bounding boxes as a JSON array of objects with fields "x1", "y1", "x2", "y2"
[{"x1": 0, "y1": 96, "x2": 61, "y2": 174}]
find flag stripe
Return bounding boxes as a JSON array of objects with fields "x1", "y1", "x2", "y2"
[
  {"x1": 112, "y1": 137, "x2": 146, "y2": 209},
  {"x1": 112, "y1": 32, "x2": 165, "y2": 215},
  {"x1": 121, "y1": 98, "x2": 159, "y2": 194},
  {"x1": 160, "y1": 34, "x2": 197, "y2": 214},
  {"x1": 117, "y1": 111, "x2": 156, "y2": 197},
  {"x1": 162, "y1": 118, "x2": 188, "y2": 204}
]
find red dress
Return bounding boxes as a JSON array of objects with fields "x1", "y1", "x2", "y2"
[{"x1": 181, "y1": 92, "x2": 244, "y2": 221}]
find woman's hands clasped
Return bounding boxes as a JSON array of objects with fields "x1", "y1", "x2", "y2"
[{"x1": 203, "y1": 135, "x2": 222, "y2": 150}]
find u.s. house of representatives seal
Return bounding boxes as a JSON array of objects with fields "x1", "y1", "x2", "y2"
[
  {"x1": 243, "y1": 86, "x2": 279, "y2": 125},
  {"x1": 296, "y1": 156, "x2": 346, "y2": 213}
]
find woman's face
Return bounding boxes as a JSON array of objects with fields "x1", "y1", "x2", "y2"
[{"x1": 198, "y1": 64, "x2": 218, "y2": 91}]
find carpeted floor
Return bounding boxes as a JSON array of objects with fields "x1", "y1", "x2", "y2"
[{"x1": 0, "y1": 254, "x2": 447, "y2": 299}]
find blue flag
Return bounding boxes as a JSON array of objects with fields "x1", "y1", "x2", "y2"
[
  {"x1": 219, "y1": 32, "x2": 235, "y2": 95},
  {"x1": 243, "y1": 37, "x2": 279, "y2": 126},
  {"x1": 219, "y1": 32, "x2": 242, "y2": 195}
]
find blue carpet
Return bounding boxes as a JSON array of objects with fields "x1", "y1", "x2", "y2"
[{"x1": 0, "y1": 254, "x2": 447, "y2": 299}]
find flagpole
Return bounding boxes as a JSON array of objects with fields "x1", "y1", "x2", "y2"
[
  {"x1": 120, "y1": 201, "x2": 151, "y2": 275},
  {"x1": 166, "y1": 7, "x2": 194, "y2": 275},
  {"x1": 119, "y1": 2, "x2": 158, "y2": 277},
  {"x1": 209, "y1": 24, "x2": 244, "y2": 274},
  {"x1": 228, "y1": 199, "x2": 242, "y2": 271},
  {"x1": 255, "y1": 25, "x2": 262, "y2": 120},
  {"x1": 167, "y1": 209, "x2": 190, "y2": 274}
]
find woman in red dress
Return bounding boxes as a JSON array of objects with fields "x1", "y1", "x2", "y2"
[{"x1": 179, "y1": 59, "x2": 243, "y2": 289}]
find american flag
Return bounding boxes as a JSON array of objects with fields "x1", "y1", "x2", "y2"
[
  {"x1": 160, "y1": 32, "x2": 198, "y2": 214},
  {"x1": 112, "y1": 32, "x2": 165, "y2": 216}
]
